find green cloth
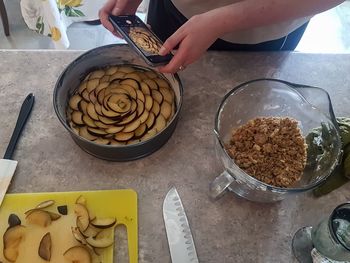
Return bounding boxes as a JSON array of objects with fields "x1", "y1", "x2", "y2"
[{"x1": 313, "y1": 117, "x2": 350, "y2": 197}]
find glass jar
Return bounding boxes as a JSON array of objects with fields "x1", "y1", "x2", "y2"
[{"x1": 311, "y1": 203, "x2": 350, "y2": 261}]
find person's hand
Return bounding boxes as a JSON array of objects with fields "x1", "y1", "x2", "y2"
[
  {"x1": 99, "y1": 0, "x2": 141, "y2": 36},
  {"x1": 158, "y1": 13, "x2": 221, "y2": 73}
]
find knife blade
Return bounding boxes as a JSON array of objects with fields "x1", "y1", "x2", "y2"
[
  {"x1": 163, "y1": 187, "x2": 199, "y2": 263},
  {"x1": 0, "y1": 93, "x2": 35, "y2": 207}
]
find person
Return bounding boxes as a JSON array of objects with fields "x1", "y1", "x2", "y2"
[{"x1": 99, "y1": 0, "x2": 345, "y2": 73}]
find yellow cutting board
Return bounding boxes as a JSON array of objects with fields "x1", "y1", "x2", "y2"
[{"x1": 0, "y1": 189, "x2": 138, "y2": 263}]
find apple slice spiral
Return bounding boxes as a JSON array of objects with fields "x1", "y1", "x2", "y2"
[{"x1": 67, "y1": 65, "x2": 177, "y2": 145}]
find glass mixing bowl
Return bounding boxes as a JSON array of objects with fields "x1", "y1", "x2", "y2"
[{"x1": 209, "y1": 79, "x2": 342, "y2": 202}]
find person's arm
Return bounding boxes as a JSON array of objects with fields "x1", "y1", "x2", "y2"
[
  {"x1": 99, "y1": 0, "x2": 142, "y2": 35},
  {"x1": 158, "y1": 0, "x2": 345, "y2": 73}
]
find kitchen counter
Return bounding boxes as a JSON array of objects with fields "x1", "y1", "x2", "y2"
[{"x1": 0, "y1": 48, "x2": 350, "y2": 263}]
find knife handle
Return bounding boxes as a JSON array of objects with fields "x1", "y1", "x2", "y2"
[{"x1": 4, "y1": 93, "x2": 35, "y2": 159}]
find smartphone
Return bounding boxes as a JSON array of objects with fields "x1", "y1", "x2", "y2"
[{"x1": 109, "y1": 15, "x2": 173, "y2": 67}]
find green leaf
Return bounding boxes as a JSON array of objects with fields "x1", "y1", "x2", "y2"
[
  {"x1": 39, "y1": 23, "x2": 44, "y2": 34},
  {"x1": 66, "y1": 8, "x2": 85, "y2": 17},
  {"x1": 35, "y1": 16, "x2": 42, "y2": 29},
  {"x1": 35, "y1": 16, "x2": 45, "y2": 35},
  {"x1": 64, "y1": 6, "x2": 71, "y2": 16}
]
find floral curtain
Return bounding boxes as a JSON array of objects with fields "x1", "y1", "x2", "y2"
[{"x1": 20, "y1": 0, "x2": 105, "y2": 49}]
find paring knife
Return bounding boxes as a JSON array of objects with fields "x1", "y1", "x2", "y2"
[
  {"x1": 163, "y1": 187, "x2": 199, "y2": 263},
  {"x1": 0, "y1": 93, "x2": 35, "y2": 207}
]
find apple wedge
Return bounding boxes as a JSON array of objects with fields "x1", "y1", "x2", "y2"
[
  {"x1": 3, "y1": 225, "x2": 26, "y2": 248},
  {"x1": 4, "y1": 246, "x2": 20, "y2": 262},
  {"x1": 81, "y1": 225, "x2": 101, "y2": 239},
  {"x1": 47, "y1": 211, "x2": 61, "y2": 221},
  {"x1": 25, "y1": 209, "x2": 52, "y2": 227},
  {"x1": 35, "y1": 199, "x2": 55, "y2": 209},
  {"x1": 72, "y1": 227, "x2": 87, "y2": 245},
  {"x1": 90, "y1": 217, "x2": 116, "y2": 229},
  {"x1": 38, "y1": 232, "x2": 52, "y2": 261},
  {"x1": 3, "y1": 225, "x2": 26, "y2": 262},
  {"x1": 85, "y1": 235, "x2": 114, "y2": 249},
  {"x1": 74, "y1": 203, "x2": 90, "y2": 232},
  {"x1": 64, "y1": 246, "x2": 91, "y2": 263}
]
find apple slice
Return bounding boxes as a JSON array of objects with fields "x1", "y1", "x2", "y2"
[
  {"x1": 134, "y1": 123, "x2": 147, "y2": 139},
  {"x1": 69, "y1": 95, "x2": 82, "y2": 111},
  {"x1": 136, "y1": 89, "x2": 145, "y2": 103},
  {"x1": 110, "y1": 71, "x2": 126, "y2": 81},
  {"x1": 118, "y1": 66, "x2": 135, "y2": 74},
  {"x1": 144, "y1": 95, "x2": 154, "y2": 111},
  {"x1": 89, "y1": 70, "x2": 105, "y2": 80},
  {"x1": 123, "y1": 118, "x2": 142, "y2": 133},
  {"x1": 38, "y1": 232, "x2": 51, "y2": 261},
  {"x1": 160, "y1": 101, "x2": 172, "y2": 120},
  {"x1": 64, "y1": 246, "x2": 91, "y2": 263},
  {"x1": 159, "y1": 86, "x2": 174, "y2": 104},
  {"x1": 119, "y1": 84, "x2": 137, "y2": 99},
  {"x1": 124, "y1": 72, "x2": 142, "y2": 82},
  {"x1": 86, "y1": 235, "x2": 114, "y2": 248},
  {"x1": 87, "y1": 103, "x2": 100, "y2": 121},
  {"x1": 105, "y1": 126, "x2": 124, "y2": 134},
  {"x1": 151, "y1": 101, "x2": 160, "y2": 117},
  {"x1": 4, "y1": 246, "x2": 20, "y2": 262},
  {"x1": 154, "y1": 77, "x2": 169, "y2": 88},
  {"x1": 83, "y1": 114, "x2": 98, "y2": 128},
  {"x1": 76, "y1": 195, "x2": 87, "y2": 205},
  {"x1": 79, "y1": 100, "x2": 89, "y2": 116},
  {"x1": 3, "y1": 225, "x2": 26, "y2": 262},
  {"x1": 35, "y1": 199, "x2": 55, "y2": 209},
  {"x1": 47, "y1": 211, "x2": 61, "y2": 221},
  {"x1": 90, "y1": 217, "x2": 116, "y2": 229},
  {"x1": 120, "y1": 78, "x2": 140, "y2": 90},
  {"x1": 81, "y1": 225, "x2": 101, "y2": 239},
  {"x1": 141, "y1": 81, "x2": 151, "y2": 95},
  {"x1": 3, "y1": 225, "x2": 26, "y2": 248},
  {"x1": 143, "y1": 78, "x2": 158, "y2": 90},
  {"x1": 86, "y1": 79, "x2": 100, "y2": 93},
  {"x1": 81, "y1": 89, "x2": 90, "y2": 102},
  {"x1": 72, "y1": 111, "x2": 84, "y2": 126},
  {"x1": 78, "y1": 81, "x2": 87, "y2": 94},
  {"x1": 94, "y1": 138, "x2": 110, "y2": 145},
  {"x1": 89, "y1": 91, "x2": 97, "y2": 104},
  {"x1": 72, "y1": 227, "x2": 87, "y2": 245},
  {"x1": 152, "y1": 89, "x2": 163, "y2": 105},
  {"x1": 105, "y1": 66, "x2": 118, "y2": 75},
  {"x1": 79, "y1": 126, "x2": 98, "y2": 141},
  {"x1": 74, "y1": 204, "x2": 90, "y2": 232},
  {"x1": 145, "y1": 112, "x2": 156, "y2": 129},
  {"x1": 25, "y1": 210, "x2": 52, "y2": 227},
  {"x1": 154, "y1": 114, "x2": 167, "y2": 132},
  {"x1": 114, "y1": 132, "x2": 134, "y2": 142},
  {"x1": 144, "y1": 70, "x2": 157, "y2": 79}
]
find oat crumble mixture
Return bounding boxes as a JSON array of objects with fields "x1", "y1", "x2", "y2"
[{"x1": 226, "y1": 117, "x2": 307, "y2": 188}]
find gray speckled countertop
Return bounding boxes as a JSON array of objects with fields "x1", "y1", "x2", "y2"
[{"x1": 1, "y1": 47, "x2": 350, "y2": 263}]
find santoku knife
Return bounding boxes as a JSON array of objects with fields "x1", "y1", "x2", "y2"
[
  {"x1": 0, "y1": 93, "x2": 35, "y2": 207},
  {"x1": 163, "y1": 187, "x2": 199, "y2": 263}
]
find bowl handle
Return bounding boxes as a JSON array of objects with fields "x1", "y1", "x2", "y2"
[{"x1": 209, "y1": 171, "x2": 235, "y2": 200}]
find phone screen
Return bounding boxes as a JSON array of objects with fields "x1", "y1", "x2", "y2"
[{"x1": 109, "y1": 15, "x2": 173, "y2": 66}]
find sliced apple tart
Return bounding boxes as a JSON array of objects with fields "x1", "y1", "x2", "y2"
[{"x1": 67, "y1": 65, "x2": 177, "y2": 145}]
